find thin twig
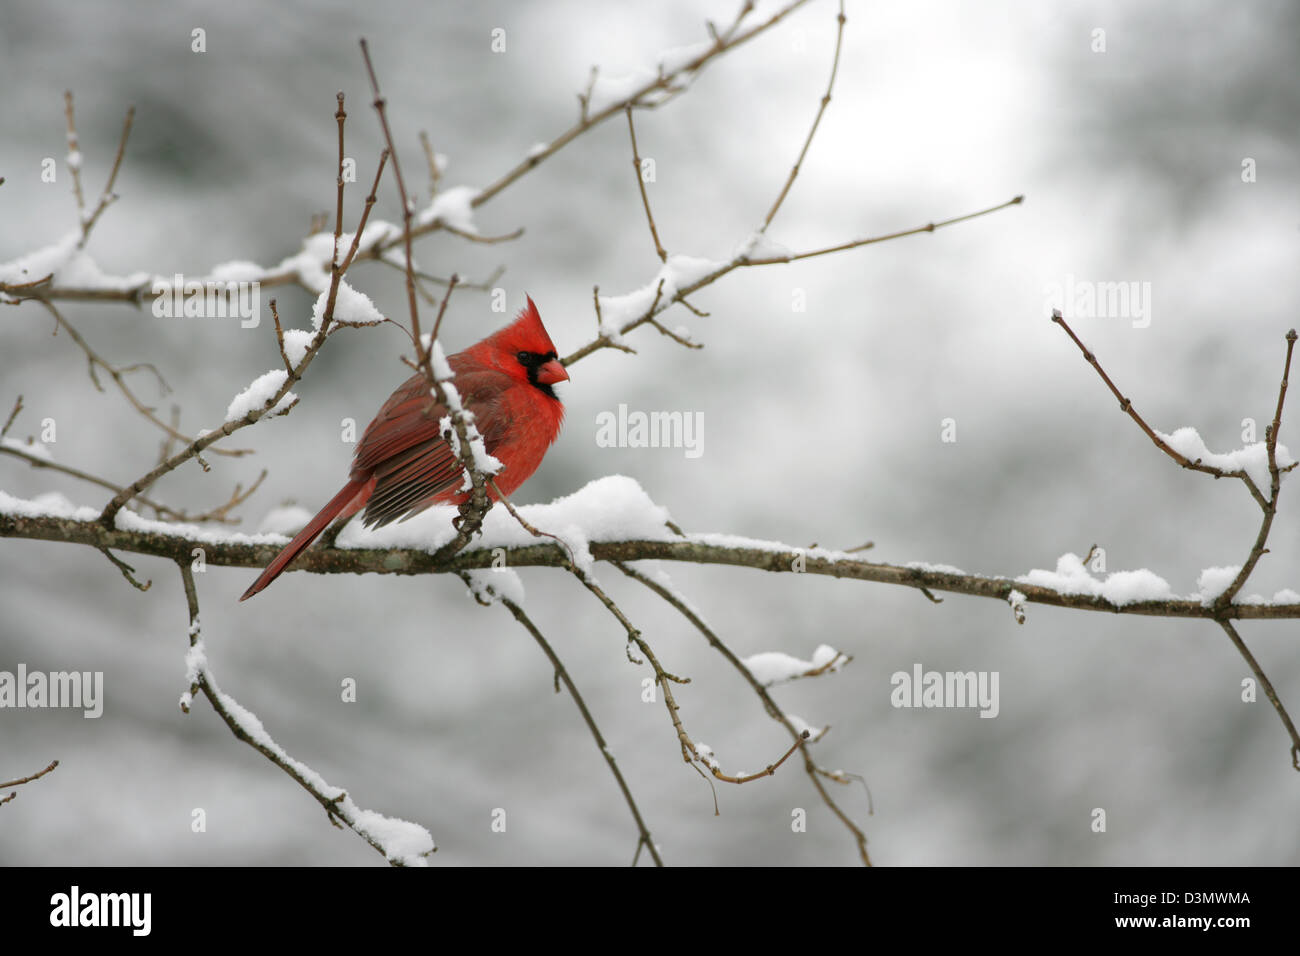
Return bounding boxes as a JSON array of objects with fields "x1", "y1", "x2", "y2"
[
  {"x1": 1215, "y1": 329, "x2": 1298, "y2": 607},
  {"x1": 36, "y1": 299, "x2": 252, "y2": 458},
  {"x1": 562, "y1": 196, "x2": 1024, "y2": 366},
  {"x1": 760, "y1": 0, "x2": 846, "y2": 231},
  {"x1": 476, "y1": 578, "x2": 665, "y2": 866},
  {"x1": 98, "y1": 547, "x2": 150, "y2": 590},
  {"x1": 63, "y1": 92, "x2": 86, "y2": 223},
  {"x1": 1, "y1": 395, "x2": 22, "y2": 439},
  {"x1": 625, "y1": 107, "x2": 666, "y2": 262},
  {"x1": 1051, "y1": 309, "x2": 1270, "y2": 507},
  {"x1": 614, "y1": 560, "x2": 871, "y2": 865},
  {"x1": 1217, "y1": 619, "x2": 1300, "y2": 770},
  {"x1": 0, "y1": 760, "x2": 60, "y2": 791}
]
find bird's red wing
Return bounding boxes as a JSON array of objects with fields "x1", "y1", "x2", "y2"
[{"x1": 352, "y1": 367, "x2": 516, "y2": 528}]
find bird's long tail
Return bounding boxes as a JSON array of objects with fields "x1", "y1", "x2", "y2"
[{"x1": 239, "y1": 477, "x2": 372, "y2": 601}]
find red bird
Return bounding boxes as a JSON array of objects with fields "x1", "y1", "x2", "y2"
[{"x1": 239, "y1": 297, "x2": 567, "y2": 601}]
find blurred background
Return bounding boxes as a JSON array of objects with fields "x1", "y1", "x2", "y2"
[{"x1": 1, "y1": 0, "x2": 1298, "y2": 865}]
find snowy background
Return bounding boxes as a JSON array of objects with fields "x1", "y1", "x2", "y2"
[{"x1": 2, "y1": 0, "x2": 1298, "y2": 865}]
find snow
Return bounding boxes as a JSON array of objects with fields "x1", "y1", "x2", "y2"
[
  {"x1": 430, "y1": 340, "x2": 454, "y2": 381},
  {"x1": 1007, "y1": 588, "x2": 1027, "y2": 623},
  {"x1": 0, "y1": 476, "x2": 675, "y2": 575},
  {"x1": 225, "y1": 370, "x2": 296, "y2": 423},
  {"x1": 0, "y1": 489, "x2": 99, "y2": 521},
  {"x1": 194, "y1": 660, "x2": 435, "y2": 865},
  {"x1": 0, "y1": 232, "x2": 148, "y2": 292},
  {"x1": 1196, "y1": 566, "x2": 1241, "y2": 606},
  {"x1": 1238, "y1": 588, "x2": 1300, "y2": 605},
  {"x1": 439, "y1": 410, "x2": 503, "y2": 486},
  {"x1": 1018, "y1": 552, "x2": 1174, "y2": 606},
  {"x1": 417, "y1": 185, "x2": 480, "y2": 232},
  {"x1": 735, "y1": 231, "x2": 793, "y2": 262},
  {"x1": 526, "y1": 142, "x2": 549, "y2": 159},
  {"x1": 657, "y1": 40, "x2": 712, "y2": 75},
  {"x1": 282, "y1": 330, "x2": 313, "y2": 368},
  {"x1": 1154, "y1": 426, "x2": 1295, "y2": 494},
  {"x1": 0, "y1": 231, "x2": 79, "y2": 285},
  {"x1": 586, "y1": 69, "x2": 658, "y2": 115},
  {"x1": 461, "y1": 567, "x2": 525, "y2": 606},
  {"x1": 742, "y1": 644, "x2": 846, "y2": 687},
  {"x1": 2, "y1": 436, "x2": 53, "y2": 461},
  {"x1": 694, "y1": 742, "x2": 720, "y2": 772},
  {"x1": 686, "y1": 531, "x2": 854, "y2": 565},
  {"x1": 338, "y1": 475, "x2": 675, "y2": 577},
  {"x1": 786, "y1": 712, "x2": 828, "y2": 741},
  {"x1": 272, "y1": 232, "x2": 336, "y2": 293},
  {"x1": 339, "y1": 221, "x2": 402, "y2": 257},
  {"x1": 256, "y1": 505, "x2": 314, "y2": 537},
  {"x1": 904, "y1": 560, "x2": 968, "y2": 576},
  {"x1": 312, "y1": 279, "x2": 384, "y2": 328},
  {"x1": 596, "y1": 254, "x2": 727, "y2": 328},
  {"x1": 208, "y1": 260, "x2": 267, "y2": 282},
  {"x1": 178, "y1": 637, "x2": 208, "y2": 711},
  {"x1": 53, "y1": 250, "x2": 152, "y2": 291}
]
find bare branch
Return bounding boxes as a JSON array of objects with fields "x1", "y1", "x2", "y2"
[
  {"x1": 760, "y1": 0, "x2": 846, "y2": 231},
  {"x1": 1218, "y1": 619, "x2": 1300, "y2": 770},
  {"x1": 0, "y1": 759, "x2": 60, "y2": 808},
  {"x1": 472, "y1": 578, "x2": 665, "y2": 866},
  {"x1": 625, "y1": 107, "x2": 667, "y2": 262},
  {"x1": 36, "y1": 299, "x2": 252, "y2": 458}
]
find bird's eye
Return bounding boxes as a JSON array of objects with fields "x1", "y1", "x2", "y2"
[{"x1": 516, "y1": 351, "x2": 530, "y2": 365}]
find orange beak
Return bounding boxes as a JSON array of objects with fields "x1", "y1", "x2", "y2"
[{"x1": 536, "y1": 358, "x2": 569, "y2": 386}]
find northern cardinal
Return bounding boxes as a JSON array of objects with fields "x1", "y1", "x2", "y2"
[{"x1": 239, "y1": 297, "x2": 567, "y2": 601}]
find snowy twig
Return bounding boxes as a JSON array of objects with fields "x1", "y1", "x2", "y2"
[
  {"x1": 1052, "y1": 311, "x2": 1284, "y2": 506},
  {"x1": 0, "y1": 439, "x2": 263, "y2": 524},
  {"x1": 1213, "y1": 329, "x2": 1297, "y2": 607},
  {"x1": 486, "y1": 477, "x2": 577, "y2": 568},
  {"x1": 98, "y1": 93, "x2": 391, "y2": 527},
  {"x1": 63, "y1": 90, "x2": 134, "y2": 248},
  {"x1": 471, "y1": 0, "x2": 811, "y2": 213},
  {"x1": 615, "y1": 560, "x2": 872, "y2": 865},
  {"x1": 9, "y1": 3, "x2": 809, "y2": 311},
  {"x1": 361, "y1": 41, "x2": 497, "y2": 564},
  {"x1": 562, "y1": 195, "x2": 1024, "y2": 367},
  {"x1": 177, "y1": 561, "x2": 435, "y2": 864},
  {"x1": 1054, "y1": 316, "x2": 1300, "y2": 767},
  {"x1": 9, "y1": 510, "x2": 1300, "y2": 622}
]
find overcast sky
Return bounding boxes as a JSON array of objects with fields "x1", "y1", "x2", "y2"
[{"x1": 2, "y1": 0, "x2": 1298, "y2": 866}]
